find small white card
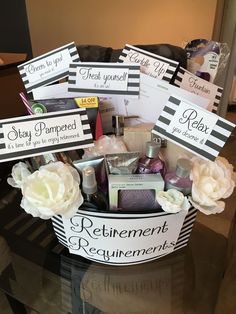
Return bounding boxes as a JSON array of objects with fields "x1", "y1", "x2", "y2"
[
  {"x1": 152, "y1": 95, "x2": 235, "y2": 161},
  {"x1": 18, "y1": 42, "x2": 80, "y2": 93},
  {"x1": 174, "y1": 67, "x2": 223, "y2": 113},
  {"x1": 0, "y1": 109, "x2": 93, "y2": 162},
  {"x1": 68, "y1": 62, "x2": 140, "y2": 97},
  {"x1": 32, "y1": 81, "x2": 83, "y2": 100},
  {"x1": 119, "y1": 44, "x2": 179, "y2": 82},
  {"x1": 103, "y1": 73, "x2": 210, "y2": 127}
]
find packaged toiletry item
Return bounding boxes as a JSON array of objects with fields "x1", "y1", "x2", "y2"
[
  {"x1": 161, "y1": 141, "x2": 194, "y2": 171},
  {"x1": 106, "y1": 152, "x2": 140, "y2": 175},
  {"x1": 123, "y1": 123, "x2": 154, "y2": 155},
  {"x1": 184, "y1": 39, "x2": 230, "y2": 83},
  {"x1": 108, "y1": 173, "x2": 164, "y2": 211},
  {"x1": 137, "y1": 141, "x2": 166, "y2": 177},
  {"x1": 164, "y1": 158, "x2": 192, "y2": 196},
  {"x1": 73, "y1": 156, "x2": 108, "y2": 195},
  {"x1": 82, "y1": 166, "x2": 108, "y2": 211},
  {"x1": 29, "y1": 97, "x2": 103, "y2": 140},
  {"x1": 83, "y1": 114, "x2": 141, "y2": 158}
]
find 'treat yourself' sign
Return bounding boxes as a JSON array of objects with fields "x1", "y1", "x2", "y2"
[
  {"x1": 57, "y1": 208, "x2": 192, "y2": 265},
  {"x1": 68, "y1": 62, "x2": 140, "y2": 97},
  {"x1": 0, "y1": 109, "x2": 93, "y2": 162},
  {"x1": 152, "y1": 95, "x2": 235, "y2": 161}
]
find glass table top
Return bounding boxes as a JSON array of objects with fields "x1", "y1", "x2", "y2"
[
  {"x1": 0, "y1": 133, "x2": 235, "y2": 313},
  {"x1": 0, "y1": 187, "x2": 229, "y2": 314}
]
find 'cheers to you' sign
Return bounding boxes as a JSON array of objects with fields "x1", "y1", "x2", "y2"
[
  {"x1": 0, "y1": 109, "x2": 93, "y2": 162},
  {"x1": 55, "y1": 208, "x2": 193, "y2": 265},
  {"x1": 152, "y1": 96, "x2": 235, "y2": 161},
  {"x1": 18, "y1": 42, "x2": 80, "y2": 92}
]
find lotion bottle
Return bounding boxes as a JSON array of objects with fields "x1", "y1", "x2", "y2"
[
  {"x1": 82, "y1": 166, "x2": 108, "y2": 211},
  {"x1": 137, "y1": 141, "x2": 166, "y2": 177},
  {"x1": 164, "y1": 158, "x2": 192, "y2": 195}
]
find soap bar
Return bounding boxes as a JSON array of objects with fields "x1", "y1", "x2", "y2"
[{"x1": 124, "y1": 124, "x2": 153, "y2": 155}]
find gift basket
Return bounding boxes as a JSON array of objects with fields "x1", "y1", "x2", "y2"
[{"x1": 4, "y1": 41, "x2": 236, "y2": 266}]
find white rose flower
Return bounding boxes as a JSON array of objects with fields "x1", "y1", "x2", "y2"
[
  {"x1": 20, "y1": 161, "x2": 83, "y2": 219},
  {"x1": 7, "y1": 162, "x2": 31, "y2": 188},
  {"x1": 189, "y1": 157, "x2": 235, "y2": 215},
  {"x1": 156, "y1": 189, "x2": 191, "y2": 214}
]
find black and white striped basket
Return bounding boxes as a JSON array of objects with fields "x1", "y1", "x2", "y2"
[{"x1": 51, "y1": 206, "x2": 197, "y2": 266}]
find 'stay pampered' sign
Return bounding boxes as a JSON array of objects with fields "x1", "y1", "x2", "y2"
[
  {"x1": 59, "y1": 209, "x2": 189, "y2": 265},
  {"x1": 68, "y1": 62, "x2": 140, "y2": 97},
  {"x1": 0, "y1": 109, "x2": 93, "y2": 162},
  {"x1": 18, "y1": 42, "x2": 80, "y2": 92},
  {"x1": 152, "y1": 96, "x2": 235, "y2": 161}
]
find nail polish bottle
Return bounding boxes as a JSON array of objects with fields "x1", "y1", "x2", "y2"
[
  {"x1": 82, "y1": 166, "x2": 108, "y2": 211},
  {"x1": 137, "y1": 141, "x2": 166, "y2": 177},
  {"x1": 164, "y1": 158, "x2": 192, "y2": 195}
]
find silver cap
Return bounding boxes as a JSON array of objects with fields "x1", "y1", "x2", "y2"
[
  {"x1": 82, "y1": 166, "x2": 97, "y2": 194},
  {"x1": 176, "y1": 158, "x2": 191, "y2": 178},
  {"x1": 145, "y1": 141, "x2": 160, "y2": 158}
]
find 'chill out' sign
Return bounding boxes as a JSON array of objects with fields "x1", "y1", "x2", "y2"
[{"x1": 62, "y1": 210, "x2": 187, "y2": 265}]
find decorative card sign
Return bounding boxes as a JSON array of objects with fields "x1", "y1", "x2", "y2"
[
  {"x1": 118, "y1": 44, "x2": 179, "y2": 82},
  {"x1": 173, "y1": 67, "x2": 223, "y2": 113},
  {"x1": 68, "y1": 62, "x2": 140, "y2": 97},
  {"x1": 0, "y1": 109, "x2": 93, "y2": 162},
  {"x1": 53, "y1": 208, "x2": 193, "y2": 266},
  {"x1": 152, "y1": 95, "x2": 235, "y2": 161},
  {"x1": 18, "y1": 42, "x2": 80, "y2": 93}
]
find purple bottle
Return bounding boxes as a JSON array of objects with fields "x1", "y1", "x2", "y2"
[
  {"x1": 137, "y1": 141, "x2": 166, "y2": 177},
  {"x1": 164, "y1": 158, "x2": 192, "y2": 195}
]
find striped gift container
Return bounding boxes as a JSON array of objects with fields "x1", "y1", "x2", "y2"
[{"x1": 51, "y1": 206, "x2": 197, "y2": 266}]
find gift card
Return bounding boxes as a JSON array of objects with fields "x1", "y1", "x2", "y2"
[
  {"x1": 118, "y1": 44, "x2": 179, "y2": 82},
  {"x1": 68, "y1": 62, "x2": 140, "y2": 97},
  {"x1": 18, "y1": 42, "x2": 80, "y2": 93},
  {"x1": 173, "y1": 67, "x2": 223, "y2": 113},
  {"x1": 0, "y1": 109, "x2": 93, "y2": 162},
  {"x1": 152, "y1": 95, "x2": 235, "y2": 161}
]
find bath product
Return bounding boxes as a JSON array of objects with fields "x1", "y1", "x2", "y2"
[
  {"x1": 123, "y1": 123, "x2": 154, "y2": 156},
  {"x1": 137, "y1": 141, "x2": 166, "y2": 177},
  {"x1": 106, "y1": 152, "x2": 140, "y2": 175},
  {"x1": 82, "y1": 166, "x2": 108, "y2": 211},
  {"x1": 164, "y1": 158, "x2": 192, "y2": 196},
  {"x1": 73, "y1": 155, "x2": 108, "y2": 195},
  {"x1": 108, "y1": 173, "x2": 164, "y2": 211}
]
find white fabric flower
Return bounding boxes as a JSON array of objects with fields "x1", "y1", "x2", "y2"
[
  {"x1": 20, "y1": 161, "x2": 83, "y2": 219},
  {"x1": 7, "y1": 162, "x2": 31, "y2": 188},
  {"x1": 156, "y1": 189, "x2": 191, "y2": 213},
  {"x1": 189, "y1": 156, "x2": 235, "y2": 215}
]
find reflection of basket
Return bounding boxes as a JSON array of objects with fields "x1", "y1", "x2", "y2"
[{"x1": 51, "y1": 207, "x2": 197, "y2": 266}]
